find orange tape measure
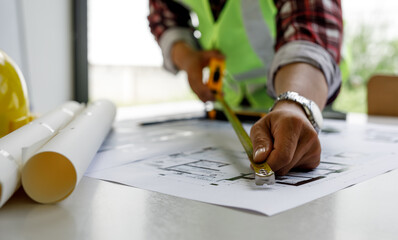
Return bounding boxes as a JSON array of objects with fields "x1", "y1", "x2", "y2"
[{"x1": 206, "y1": 58, "x2": 274, "y2": 185}]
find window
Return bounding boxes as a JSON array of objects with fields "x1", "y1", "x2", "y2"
[
  {"x1": 85, "y1": 0, "x2": 398, "y2": 113},
  {"x1": 333, "y1": 0, "x2": 398, "y2": 113},
  {"x1": 87, "y1": 0, "x2": 195, "y2": 107}
]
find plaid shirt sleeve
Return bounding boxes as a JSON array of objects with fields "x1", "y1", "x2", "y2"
[
  {"x1": 274, "y1": 0, "x2": 343, "y2": 63},
  {"x1": 268, "y1": 0, "x2": 343, "y2": 103},
  {"x1": 148, "y1": 0, "x2": 198, "y2": 73},
  {"x1": 148, "y1": 0, "x2": 193, "y2": 42},
  {"x1": 148, "y1": 0, "x2": 342, "y2": 62}
]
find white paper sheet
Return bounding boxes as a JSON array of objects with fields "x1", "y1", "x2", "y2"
[
  {"x1": 0, "y1": 101, "x2": 83, "y2": 207},
  {"x1": 86, "y1": 119, "x2": 398, "y2": 216},
  {"x1": 22, "y1": 99, "x2": 116, "y2": 204}
]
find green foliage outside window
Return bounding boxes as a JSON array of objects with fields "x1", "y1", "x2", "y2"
[{"x1": 333, "y1": 22, "x2": 398, "y2": 113}]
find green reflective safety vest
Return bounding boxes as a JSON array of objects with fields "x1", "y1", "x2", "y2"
[{"x1": 179, "y1": 0, "x2": 277, "y2": 109}]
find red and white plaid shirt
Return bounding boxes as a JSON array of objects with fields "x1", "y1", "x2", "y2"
[
  {"x1": 148, "y1": 0, "x2": 343, "y2": 63},
  {"x1": 148, "y1": 0, "x2": 343, "y2": 103}
]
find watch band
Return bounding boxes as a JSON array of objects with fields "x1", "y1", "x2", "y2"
[{"x1": 269, "y1": 91, "x2": 323, "y2": 134}]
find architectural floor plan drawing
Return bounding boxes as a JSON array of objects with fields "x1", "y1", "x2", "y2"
[
  {"x1": 133, "y1": 146, "x2": 350, "y2": 188},
  {"x1": 86, "y1": 118, "x2": 398, "y2": 216}
]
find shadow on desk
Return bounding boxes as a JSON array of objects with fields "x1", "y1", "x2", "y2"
[{"x1": 0, "y1": 188, "x2": 76, "y2": 240}]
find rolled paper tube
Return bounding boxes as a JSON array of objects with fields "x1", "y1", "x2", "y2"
[
  {"x1": 22, "y1": 99, "x2": 116, "y2": 204},
  {"x1": 0, "y1": 101, "x2": 83, "y2": 207}
]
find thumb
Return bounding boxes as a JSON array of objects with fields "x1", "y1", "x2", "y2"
[
  {"x1": 250, "y1": 122, "x2": 273, "y2": 163},
  {"x1": 187, "y1": 70, "x2": 214, "y2": 102}
]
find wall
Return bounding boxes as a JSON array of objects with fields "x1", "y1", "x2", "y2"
[
  {"x1": 0, "y1": 0, "x2": 73, "y2": 113},
  {"x1": 88, "y1": 0, "x2": 194, "y2": 107},
  {"x1": 0, "y1": 0, "x2": 29, "y2": 85}
]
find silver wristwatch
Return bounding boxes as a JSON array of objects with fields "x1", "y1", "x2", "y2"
[{"x1": 270, "y1": 91, "x2": 323, "y2": 133}]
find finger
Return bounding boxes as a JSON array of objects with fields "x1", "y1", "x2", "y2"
[
  {"x1": 290, "y1": 134, "x2": 321, "y2": 171},
  {"x1": 275, "y1": 142, "x2": 312, "y2": 176},
  {"x1": 294, "y1": 149, "x2": 321, "y2": 170},
  {"x1": 278, "y1": 149, "x2": 321, "y2": 175},
  {"x1": 188, "y1": 75, "x2": 215, "y2": 102},
  {"x1": 195, "y1": 84, "x2": 215, "y2": 102},
  {"x1": 265, "y1": 119, "x2": 301, "y2": 173},
  {"x1": 250, "y1": 119, "x2": 273, "y2": 163},
  {"x1": 275, "y1": 127, "x2": 320, "y2": 175}
]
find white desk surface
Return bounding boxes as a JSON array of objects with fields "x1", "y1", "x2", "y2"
[{"x1": 1, "y1": 102, "x2": 398, "y2": 240}]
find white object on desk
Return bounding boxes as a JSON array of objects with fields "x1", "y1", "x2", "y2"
[
  {"x1": 2, "y1": 106, "x2": 398, "y2": 240},
  {"x1": 21, "y1": 100, "x2": 116, "y2": 204},
  {"x1": 0, "y1": 101, "x2": 83, "y2": 207},
  {"x1": 86, "y1": 118, "x2": 398, "y2": 216}
]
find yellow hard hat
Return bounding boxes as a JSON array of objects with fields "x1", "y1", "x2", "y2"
[{"x1": 0, "y1": 49, "x2": 33, "y2": 138}]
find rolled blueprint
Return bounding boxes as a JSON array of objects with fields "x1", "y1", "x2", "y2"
[
  {"x1": 22, "y1": 99, "x2": 116, "y2": 204},
  {"x1": 0, "y1": 101, "x2": 83, "y2": 207}
]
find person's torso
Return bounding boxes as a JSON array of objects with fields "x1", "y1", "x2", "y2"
[{"x1": 178, "y1": 0, "x2": 277, "y2": 108}]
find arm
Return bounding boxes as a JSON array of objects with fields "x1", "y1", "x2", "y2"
[
  {"x1": 148, "y1": 0, "x2": 224, "y2": 101},
  {"x1": 268, "y1": 0, "x2": 343, "y2": 104},
  {"x1": 148, "y1": 0, "x2": 199, "y2": 73},
  {"x1": 251, "y1": 63, "x2": 327, "y2": 175},
  {"x1": 274, "y1": 63, "x2": 328, "y2": 108},
  {"x1": 250, "y1": 0, "x2": 343, "y2": 175},
  {"x1": 171, "y1": 42, "x2": 224, "y2": 102}
]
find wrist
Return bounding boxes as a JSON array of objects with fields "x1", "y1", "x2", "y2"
[
  {"x1": 271, "y1": 100, "x2": 307, "y2": 116},
  {"x1": 270, "y1": 91, "x2": 323, "y2": 134}
]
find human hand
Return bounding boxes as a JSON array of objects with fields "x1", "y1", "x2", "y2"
[
  {"x1": 250, "y1": 101, "x2": 321, "y2": 175},
  {"x1": 172, "y1": 42, "x2": 224, "y2": 102}
]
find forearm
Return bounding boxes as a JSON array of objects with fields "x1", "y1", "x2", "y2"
[
  {"x1": 269, "y1": 0, "x2": 343, "y2": 104},
  {"x1": 148, "y1": 0, "x2": 198, "y2": 73},
  {"x1": 273, "y1": 62, "x2": 328, "y2": 110}
]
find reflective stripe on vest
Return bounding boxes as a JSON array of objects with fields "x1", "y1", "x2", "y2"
[{"x1": 236, "y1": 0, "x2": 275, "y2": 81}]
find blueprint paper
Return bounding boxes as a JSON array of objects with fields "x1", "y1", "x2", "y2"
[{"x1": 86, "y1": 119, "x2": 398, "y2": 216}]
